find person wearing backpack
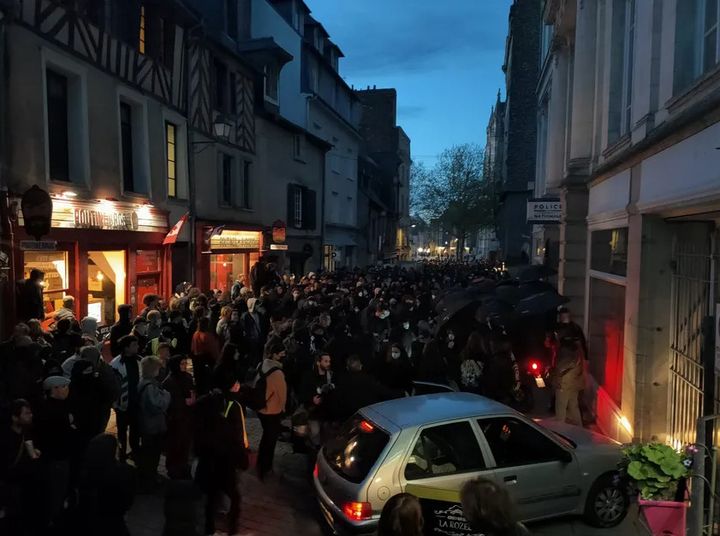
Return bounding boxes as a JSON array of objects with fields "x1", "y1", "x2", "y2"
[
  {"x1": 137, "y1": 356, "x2": 171, "y2": 490},
  {"x1": 255, "y1": 341, "x2": 287, "y2": 481},
  {"x1": 194, "y1": 376, "x2": 249, "y2": 536}
]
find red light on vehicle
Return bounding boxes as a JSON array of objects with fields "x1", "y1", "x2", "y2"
[
  {"x1": 342, "y1": 501, "x2": 372, "y2": 521},
  {"x1": 531, "y1": 361, "x2": 539, "y2": 371},
  {"x1": 359, "y1": 420, "x2": 375, "y2": 433},
  {"x1": 313, "y1": 462, "x2": 319, "y2": 478}
]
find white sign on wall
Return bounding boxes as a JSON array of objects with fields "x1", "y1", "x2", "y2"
[{"x1": 527, "y1": 198, "x2": 562, "y2": 224}]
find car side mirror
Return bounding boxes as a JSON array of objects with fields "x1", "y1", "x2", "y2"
[{"x1": 559, "y1": 449, "x2": 573, "y2": 464}]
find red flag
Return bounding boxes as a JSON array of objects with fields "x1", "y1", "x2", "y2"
[{"x1": 163, "y1": 213, "x2": 189, "y2": 245}]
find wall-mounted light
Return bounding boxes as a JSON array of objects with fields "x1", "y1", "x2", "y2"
[
  {"x1": 96, "y1": 271, "x2": 104, "y2": 282},
  {"x1": 62, "y1": 191, "x2": 77, "y2": 199}
]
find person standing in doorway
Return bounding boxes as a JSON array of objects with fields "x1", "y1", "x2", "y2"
[{"x1": 17, "y1": 269, "x2": 45, "y2": 323}]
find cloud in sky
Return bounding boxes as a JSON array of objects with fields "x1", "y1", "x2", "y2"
[{"x1": 305, "y1": 0, "x2": 513, "y2": 165}]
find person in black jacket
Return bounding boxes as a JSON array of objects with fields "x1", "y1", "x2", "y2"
[
  {"x1": 68, "y1": 346, "x2": 120, "y2": 449},
  {"x1": 35, "y1": 376, "x2": 77, "y2": 529},
  {"x1": 109, "y1": 305, "x2": 134, "y2": 357},
  {"x1": 194, "y1": 377, "x2": 249, "y2": 536},
  {"x1": 17, "y1": 269, "x2": 45, "y2": 323},
  {"x1": 76, "y1": 434, "x2": 135, "y2": 536},
  {"x1": 0, "y1": 399, "x2": 41, "y2": 536},
  {"x1": 334, "y1": 356, "x2": 400, "y2": 421},
  {"x1": 162, "y1": 356, "x2": 195, "y2": 480}
]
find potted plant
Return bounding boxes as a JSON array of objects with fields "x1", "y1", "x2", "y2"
[{"x1": 618, "y1": 443, "x2": 692, "y2": 536}]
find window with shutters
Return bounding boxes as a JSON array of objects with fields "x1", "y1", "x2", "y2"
[
  {"x1": 219, "y1": 153, "x2": 234, "y2": 206},
  {"x1": 46, "y1": 70, "x2": 70, "y2": 182},
  {"x1": 287, "y1": 185, "x2": 316, "y2": 230},
  {"x1": 294, "y1": 187, "x2": 303, "y2": 229},
  {"x1": 120, "y1": 103, "x2": 135, "y2": 192},
  {"x1": 166, "y1": 122, "x2": 177, "y2": 198},
  {"x1": 241, "y1": 161, "x2": 251, "y2": 209}
]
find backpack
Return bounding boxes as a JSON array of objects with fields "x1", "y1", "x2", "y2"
[
  {"x1": 246, "y1": 365, "x2": 281, "y2": 411},
  {"x1": 460, "y1": 359, "x2": 483, "y2": 388}
]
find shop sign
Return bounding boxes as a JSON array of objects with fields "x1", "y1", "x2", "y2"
[
  {"x1": 210, "y1": 230, "x2": 261, "y2": 251},
  {"x1": 527, "y1": 198, "x2": 562, "y2": 224},
  {"x1": 270, "y1": 244, "x2": 288, "y2": 251},
  {"x1": 74, "y1": 208, "x2": 139, "y2": 231},
  {"x1": 16, "y1": 198, "x2": 167, "y2": 233},
  {"x1": 21, "y1": 185, "x2": 53, "y2": 240},
  {"x1": 272, "y1": 220, "x2": 286, "y2": 243},
  {"x1": 20, "y1": 240, "x2": 57, "y2": 251}
]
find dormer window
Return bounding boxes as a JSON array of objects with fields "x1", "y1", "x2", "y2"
[{"x1": 264, "y1": 64, "x2": 279, "y2": 104}]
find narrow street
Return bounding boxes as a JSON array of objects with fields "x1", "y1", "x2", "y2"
[{"x1": 126, "y1": 413, "x2": 648, "y2": 536}]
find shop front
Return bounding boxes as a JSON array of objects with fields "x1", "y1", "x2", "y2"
[
  {"x1": 14, "y1": 196, "x2": 169, "y2": 327},
  {"x1": 195, "y1": 223, "x2": 263, "y2": 293}
]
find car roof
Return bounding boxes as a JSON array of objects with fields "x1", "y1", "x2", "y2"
[{"x1": 361, "y1": 392, "x2": 514, "y2": 429}]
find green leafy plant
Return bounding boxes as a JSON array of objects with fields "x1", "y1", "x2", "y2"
[{"x1": 618, "y1": 443, "x2": 690, "y2": 501}]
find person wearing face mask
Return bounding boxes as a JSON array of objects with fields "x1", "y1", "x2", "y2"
[
  {"x1": 390, "y1": 316, "x2": 416, "y2": 361},
  {"x1": 368, "y1": 305, "x2": 392, "y2": 356},
  {"x1": 372, "y1": 342, "x2": 413, "y2": 393},
  {"x1": 300, "y1": 352, "x2": 336, "y2": 447},
  {"x1": 443, "y1": 328, "x2": 463, "y2": 384}
]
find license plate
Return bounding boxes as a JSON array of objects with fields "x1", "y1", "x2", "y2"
[{"x1": 535, "y1": 377, "x2": 546, "y2": 388}]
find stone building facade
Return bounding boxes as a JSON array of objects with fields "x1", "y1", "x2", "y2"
[
  {"x1": 538, "y1": 0, "x2": 720, "y2": 463},
  {"x1": 495, "y1": 0, "x2": 540, "y2": 265}
]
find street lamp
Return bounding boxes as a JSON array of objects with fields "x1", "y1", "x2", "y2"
[{"x1": 212, "y1": 116, "x2": 232, "y2": 139}]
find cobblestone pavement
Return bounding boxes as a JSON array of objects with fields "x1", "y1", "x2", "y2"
[{"x1": 124, "y1": 412, "x2": 649, "y2": 536}]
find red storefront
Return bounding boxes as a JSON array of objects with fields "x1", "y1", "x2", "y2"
[
  {"x1": 194, "y1": 221, "x2": 263, "y2": 293},
  {"x1": 11, "y1": 196, "x2": 170, "y2": 327}
]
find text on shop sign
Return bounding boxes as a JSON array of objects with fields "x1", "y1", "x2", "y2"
[{"x1": 74, "y1": 208, "x2": 139, "y2": 231}]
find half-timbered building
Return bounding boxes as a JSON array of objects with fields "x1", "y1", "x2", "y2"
[{"x1": 0, "y1": 0, "x2": 195, "y2": 328}]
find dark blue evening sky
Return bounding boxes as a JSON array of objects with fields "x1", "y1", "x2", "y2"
[{"x1": 305, "y1": 0, "x2": 513, "y2": 166}]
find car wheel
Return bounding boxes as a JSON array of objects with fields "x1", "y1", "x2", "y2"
[{"x1": 583, "y1": 473, "x2": 628, "y2": 528}]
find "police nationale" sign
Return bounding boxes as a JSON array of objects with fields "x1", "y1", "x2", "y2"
[{"x1": 527, "y1": 198, "x2": 562, "y2": 224}]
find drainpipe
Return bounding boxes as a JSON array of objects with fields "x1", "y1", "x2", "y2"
[
  {"x1": 320, "y1": 145, "x2": 326, "y2": 271},
  {"x1": 184, "y1": 20, "x2": 204, "y2": 285}
]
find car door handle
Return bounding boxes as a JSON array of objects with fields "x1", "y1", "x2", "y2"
[{"x1": 503, "y1": 475, "x2": 518, "y2": 484}]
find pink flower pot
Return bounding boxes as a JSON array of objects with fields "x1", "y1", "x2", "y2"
[{"x1": 638, "y1": 499, "x2": 687, "y2": 536}]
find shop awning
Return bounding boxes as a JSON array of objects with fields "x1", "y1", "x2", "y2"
[{"x1": 163, "y1": 213, "x2": 189, "y2": 245}]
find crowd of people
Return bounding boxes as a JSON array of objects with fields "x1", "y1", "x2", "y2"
[{"x1": 1, "y1": 258, "x2": 587, "y2": 535}]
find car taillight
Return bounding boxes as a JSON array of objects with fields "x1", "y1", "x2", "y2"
[
  {"x1": 529, "y1": 360, "x2": 539, "y2": 372},
  {"x1": 342, "y1": 501, "x2": 372, "y2": 521},
  {"x1": 313, "y1": 462, "x2": 319, "y2": 478},
  {"x1": 359, "y1": 420, "x2": 375, "y2": 433}
]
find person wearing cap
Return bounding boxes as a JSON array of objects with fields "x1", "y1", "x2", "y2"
[{"x1": 35, "y1": 375, "x2": 76, "y2": 529}]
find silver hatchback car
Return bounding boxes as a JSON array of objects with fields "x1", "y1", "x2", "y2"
[{"x1": 314, "y1": 393, "x2": 628, "y2": 535}]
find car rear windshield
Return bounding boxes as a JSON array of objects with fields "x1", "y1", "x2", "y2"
[{"x1": 323, "y1": 415, "x2": 390, "y2": 484}]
